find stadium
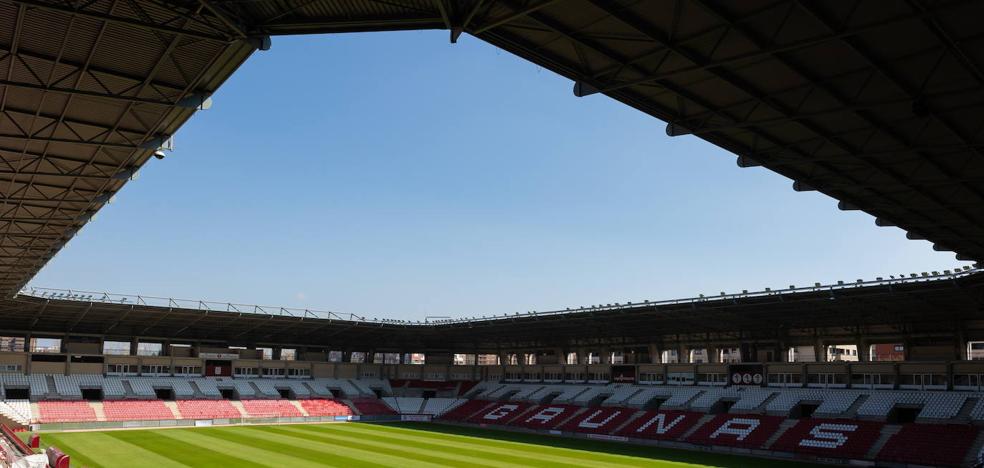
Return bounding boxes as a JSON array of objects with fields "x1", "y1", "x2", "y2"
[{"x1": 0, "y1": 0, "x2": 983, "y2": 467}]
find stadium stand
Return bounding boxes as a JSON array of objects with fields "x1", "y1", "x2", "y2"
[
  {"x1": 510, "y1": 405, "x2": 581, "y2": 429},
  {"x1": 102, "y1": 401, "x2": 173, "y2": 421},
  {"x1": 770, "y1": 418, "x2": 883, "y2": 460},
  {"x1": 240, "y1": 400, "x2": 303, "y2": 418},
  {"x1": 350, "y1": 398, "x2": 397, "y2": 416},
  {"x1": 37, "y1": 402, "x2": 96, "y2": 423},
  {"x1": 420, "y1": 398, "x2": 466, "y2": 417},
  {"x1": 685, "y1": 414, "x2": 785, "y2": 449},
  {"x1": 557, "y1": 407, "x2": 637, "y2": 434},
  {"x1": 299, "y1": 399, "x2": 352, "y2": 417},
  {"x1": 877, "y1": 423, "x2": 979, "y2": 467},
  {"x1": 617, "y1": 410, "x2": 702, "y2": 441},
  {"x1": 0, "y1": 401, "x2": 32, "y2": 426},
  {"x1": 468, "y1": 402, "x2": 535, "y2": 425},
  {"x1": 176, "y1": 400, "x2": 241, "y2": 419},
  {"x1": 438, "y1": 400, "x2": 495, "y2": 422}
]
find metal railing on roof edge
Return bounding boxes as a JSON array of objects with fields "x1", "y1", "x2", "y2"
[{"x1": 18, "y1": 267, "x2": 980, "y2": 327}]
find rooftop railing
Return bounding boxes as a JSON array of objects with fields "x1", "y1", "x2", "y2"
[{"x1": 19, "y1": 266, "x2": 979, "y2": 327}]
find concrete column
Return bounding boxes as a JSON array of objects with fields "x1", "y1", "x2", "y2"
[
  {"x1": 576, "y1": 349, "x2": 587, "y2": 365},
  {"x1": 678, "y1": 345, "x2": 689, "y2": 364},
  {"x1": 600, "y1": 348, "x2": 611, "y2": 364},
  {"x1": 708, "y1": 347, "x2": 719, "y2": 363},
  {"x1": 814, "y1": 339, "x2": 826, "y2": 363},
  {"x1": 856, "y1": 339, "x2": 868, "y2": 362},
  {"x1": 648, "y1": 344, "x2": 661, "y2": 364}
]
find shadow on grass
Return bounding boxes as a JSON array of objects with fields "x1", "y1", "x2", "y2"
[{"x1": 366, "y1": 421, "x2": 827, "y2": 468}]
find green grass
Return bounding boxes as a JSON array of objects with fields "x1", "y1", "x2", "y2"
[{"x1": 30, "y1": 422, "x2": 818, "y2": 467}]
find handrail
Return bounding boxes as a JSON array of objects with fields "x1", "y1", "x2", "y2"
[{"x1": 18, "y1": 267, "x2": 979, "y2": 327}]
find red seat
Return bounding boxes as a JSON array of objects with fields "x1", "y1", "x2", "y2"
[
  {"x1": 509, "y1": 404, "x2": 580, "y2": 429},
  {"x1": 878, "y1": 423, "x2": 978, "y2": 467},
  {"x1": 176, "y1": 399, "x2": 241, "y2": 419},
  {"x1": 37, "y1": 401, "x2": 96, "y2": 423},
  {"x1": 685, "y1": 414, "x2": 784, "y2": 449},
  {"x1": 102, "y1": 400, "x2": 172, "y2": 421},
  {"x1": 617, "y1": 410, "x2": 702, "y2": 440},
  {"x1": 350, "y1": 398, "x2": 397, "y2": 415},
  {"x1": 771, "y1": 418, "x2": 882, "y2": 459},
  {"x1": 438, "y1": 399, "x2": 495, "y2": 421},
  {"x1": 466, "y1": 401, "x2": 534, "y2": 425},
  {"x1": 299, "y1": 399, "x2": 353, "y2": 417},
  {"x1": 556, "y1": 407, "x2": 638, "y2": 434},
  {"x1": 240, "y1": 399, "x2": 303, "y2": 417}
]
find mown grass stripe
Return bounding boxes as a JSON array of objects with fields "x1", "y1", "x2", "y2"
[
  {"x1": 248, "y1": 425, "x2": 471, "y2": 468},
  {"x1": 328, "y1": 423, "x2": 666, "y2": 468},
  {"x1": 286, "y1": 423, "x2": 623, "y2": 468},
  {"x1": 152, "y1": 426, "x2": 330, "y2": 468},
  {"x1": 375, "y1": 422, "x2": 795, "y2": 468},
  {"x1": 188, "y1": 425, "x2": 391, "y2": 468},
  {"x1": 271, "y1": 424, "x2": 524, "y2": 468},
  {"x1": 104, "y1": 429, "x2": 266, "y2": 468},
  {"x1": 45, "y1": 431, "x2": 190, "y2": 468}
]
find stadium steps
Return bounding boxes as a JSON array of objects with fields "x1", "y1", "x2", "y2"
[
  {"x1": 229, "y1": 400, "x2": 250, "y2": 418},
  {"x1": 963, "y1": 428, "x2": 984, "y2": 466},
  {"x1": 603, "y1": 388, "x2": 644, "y2": 407},
  {"x1": 553, "y1": 407, "x2": 589, "y2": 429},
  {"x1": 680, "y1": 414, "x2": 715, "y2": 441},
  {"x1": 463, "y1": 401, "x2": 499, "y2": 421},
  {"x1": 30, "y1": 402, "x2": 39, "y2": 422},
  {"x1": 840, "y1": 394, "x2": 869, "y2": 418},
  {"x1": 45, "y1": 376, "x2": 56, "y2": 398},
  {"x1": 188, "y1": 382, "x2": 206, "y2": 398},
  {"x1": 753, "y1": 393, "x2": 781, "y2": 413},
  {"x1": 762, "y1": 419, "x2": 798, "y2": 449},
  {"x1": 956, "y1": 397, "x2": 979, "y2": 422},
  {"x1": 0, "y1": 414, "x2": 19, "y2": 428},
  {"x1": 121, "y1": 380, "x2": 136, "y2": 398},
  {"x1": 504, "y1": 405, "x2": 540, "y2": 425},
  {"x1": 340, "y1": 399, "x2": 361, "y2": 416},
  {"x1": 89, "y1": 401, "x2": 106, "y2": 422},
  {"x1": 866, "y1": 424, "x2": 903, "y2": 459},
  {"x1": 302, "y1": 382, "x2": 324, "y2": 398},
  {"x1": 163, "y1": 401, "x2": 182, "y2": 419},
  {"x1": 290, "y1": 400, "x2": 310, "y2": 416},
  {"x1": 609, "y1": 410, "x2": 646, "y2": 435}
]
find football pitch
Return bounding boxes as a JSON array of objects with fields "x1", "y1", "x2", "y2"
[{"x1": 34, "y1": 422, "x2": 816, "y2": 467}]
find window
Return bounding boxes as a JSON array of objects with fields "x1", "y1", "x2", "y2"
[
  {"x1": 478, "y1": 354, "x2": 499, "y2": 366},
  {"x1": 137, "y1": 342, "x2": 162, "y2": 356},
  {"x1": 280, "y1": 348, "x2": 296, "y2": 361},
  {"x1": 174, "y1": 366, "x2": 202, "y2": 376},
  {"x1": 140, "y1": 365, "x2": 170, "y2": 375},
  {"x1": 453, "y1": 354, "x2": 476, "y2": 365},
  {"x1": 257, "y1": 347, "x2": 273, "y2": 360},
  {"x1": 639, "y1": 372, "x2": 664, "y2": 383},
  {"x1": 0, "y1": 337, "x2": 25, "y2": 352},
  {"x1": 262, "y1": 368, "x2": 285, "y2": 377},
  {"x1": 30, "y1": 338, "x2": 61, "y2": 353},
  {"x1": 102, "y1": 341, "x2": 130, "y2": 356},
  {"x1": 328, "y1": 351, "x2": 343, "y2": 362},
  {"x1": 234, "y1": 367, "x2": 258, "y2": 377},
  {"x1": 0, "y1": 364, "x2": 22, "y2": 373},
  {"x1": 288, "y1": 368, "x2": 310, "y2": 378},
  {"x1": 349, "y1": 352, "x2": 365, "y2": 363},
  {"x1": 107, "y1": 364, "x2": 138, "y2": 375}
]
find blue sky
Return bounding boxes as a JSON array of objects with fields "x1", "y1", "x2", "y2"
[{"x1": 30, "y1": 31, "x2": 971, "y2": 319}]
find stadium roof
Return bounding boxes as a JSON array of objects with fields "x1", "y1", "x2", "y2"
[
  {"x1": 2, "y1": 0, "x2": 984, "y2": 296},
  {"x1": 8, "y1": 269, "x2": 984, "y2": 351}
]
